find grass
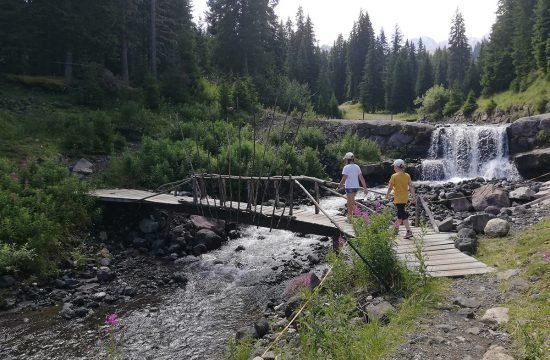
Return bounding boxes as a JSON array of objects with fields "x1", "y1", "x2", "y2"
[
  {"x1": 478, "y1": 75, "x2": 550, "y2": 114},
  {"x1": 478, "y1": 219, "x2": 550, "y2": 359},
  {"x1": 338, "y1": 102, "x2": 418, "y2": 121}
]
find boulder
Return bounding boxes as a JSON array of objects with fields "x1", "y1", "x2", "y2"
[
  {"x1": 192, "y1": 244, "x2": 207, "y2": 256},
  {"x1": 254, "y1": 318, "x2": 270, "y2": 338},
  {"x1": 96, "y1": 267, "x2": 114, "y2": 283},
  {"x1": 484, "y1": 219, "x2": 510, "y2": 238},
  {"x1": 172, "y1": 272, "x2": 188, "y2": 284},
  {"x1": 72, "y1": 158, "x2": 94, "y2": 175},
  {"x1": 481, "y1": 307, "x2": 509, "y2": 325},
  {"x1": 514, "y1": 148, "x2": 550, "y2": 180},
  {"x1": 508, "y1": 187, "x2": 536, "y2": 201},
  {"x1": 484, "y1": 206, "x2": 500, "y2": 215},
  {"x1": 447, "y1": 192, "x2": 472, "y2": 212},
  {"x1": 235, "y1": 326, "x2": 258, "y2": 341},
  {"x1": 463, "y1": 213, "x2": 494, "y2": 234},
  {"x1": 0, "y1": 275, "x2": 16, "y2": 288},
  {"x1": 282, "y1": 273, "x2": 321, "y2": 300},
  {"x1": 454, "y1": 228, "x2": 478, "y2": 253},
  {"x1": 366, "y1": 301, "x2": 395, "y2": 323},
  {"x1": 139, "y1": 218, "x2": 159, "y2": 233},
  {"x1": 195, "y1": 229, "x2": 223, "y2": 250},
  {"x1": 190, "y1": 215, "x2": 226, "y2": 236},
  {"x1": 437, "y1": 217, "x2": 454, "y2": 232},
  {"x1": 507, "y1": 113, "x2": 550, "y2": 153},
  {"x1": 284, "y1": 295, "x2": 302, "y2": 319},
  {"x1": 472, "y1": 184, "x2": 510, "y2": 211},
  {"x1": 482, "y1": 345, "x2": 515, "y2": 360}
]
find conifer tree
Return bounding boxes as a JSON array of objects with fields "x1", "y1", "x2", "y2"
[
  {"x1": 532, "y1": 0, "x2": 550, "y2": 72},
  {"x1": 447, "y1": 10, "x2": 471, "y2": 88}
]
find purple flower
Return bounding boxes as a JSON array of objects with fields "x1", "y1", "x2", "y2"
[
  {"x1": 354, "y1": 207, "x2": 363, "y2": 217},
  {"x1": 362, "y1": 211, "x2": 369, "y2": 222},
  {"x1": 105, "y1": 313, "x2": 119, "y2": 327},
  {"x1": 374, "y1": 200, "x2": 381, "y2": 212},
  {"x1": 544, "y1": 251, "x2": 550, "y2": 262},
  {"x1": 337, "y1": 235, "x2": 346, "y2": 247}
]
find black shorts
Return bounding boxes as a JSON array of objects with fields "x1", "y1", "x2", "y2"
[{"x1": 396, "y1": 203, "x2": 409, "y2": 220}]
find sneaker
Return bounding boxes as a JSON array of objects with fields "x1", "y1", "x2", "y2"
[{"x1": 404, "y1": 231, "x2": 414, "y2": 240}]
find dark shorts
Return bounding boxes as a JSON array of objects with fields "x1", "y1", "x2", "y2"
[
  {"x1": 396, "y1": 203, "x2": 409, "y2": 220},
  {"x1": 345, "y1": 188, "x2": 359, "y2": 194}
]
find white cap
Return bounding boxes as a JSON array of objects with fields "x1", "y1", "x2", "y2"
[
  {"x1": 343, "y1": 152, "x2": 354, "y2": 160},
  {"x1": 393, "y1": 159, "x2": 405, "y2": 168}
]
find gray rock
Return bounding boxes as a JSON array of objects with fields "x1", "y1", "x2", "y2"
[
  {"x1": 366, "y1": 301, "x2": 396, "y2": 323},
  {"x1": 283, "y1": 273, "x2": 321, "y2": 299},
  {"x1": 453, "y1": 296, "x2": 481, "y2": 308},
  {"x1": 437, "y1": 217, "x2": 454, "y2": 232},
  {"x1": 234, "y1": 245, "x2": 245, "y2": 252},
  {"x1": 133, "y1": 237, "x2": 148, "y2": 248},
  {"x1": 190, "y1": 215, "x2": 226, "y2": 236},
  {"x1": 254, "y1": 318, "x2": 270, "y2": 338},
  {"x1": 172, "y1": 272, "x2": 188, "y2": 284},
  {"x1": 74, "y1": 307, "x2": 89, "y2": 318},
  {"x1": 0, "y1": 275, "x2": 16, "y2": 288},
  {"x1": 465, "y1": 327, "x2": 481, "y2": 335},
  {"x1": 484, "y1": 219, "x2": 510, "y2": 237},
  {"x1": 482, "y1": 345, "x2": 515, "y2": 360},
  {"x1": 481, "y1": 307, "x2": 509, "y2": 325},
  {"x1": 307, "y1": 254, "x2": 320, "y2": 265},
  {"x1": 284, "y1": 296, "x2": 302, "y2": 319},
  {"x1": 447, "y1": 192, "x2": 473, "y2": 212},
  {"x1": 464, "y1": 213, "x2": 494, "y2": 234},
  {"x1": 60, "y1": 303, "x2": 75, "y2": 320},
  {"x1": 0, "y1": 297, "x2": 16, "y2": 310},
  {"x1": 235, "y1": 326, "x2": 258, "y2": 341},
  {"x1": 509, "y1": 278, "x2": 529, "y2": 292},
  {"x1": 93, "y1": 292, "x2": 107, "y2": 300},
  {"x1": 192, "y1": 244, "x2": 207, "y2": 256},
  {"x1": 484, "y1": 206, "x2": 500, "y2": 215},
  {"x1": 435, "y1": 324, "x2": 455, "y2": 333},
  {"x1": 514, "y1": 148, "x2": 550, "y2": 180},
  {"x1": 472, "y1": 184, "x2": 510, "y2": 211},
  {"x1": 195, "y1": 229, "x2": 223, "y2": 250},
  {"x1": 99, "y1": 258, "x2": 111, "y2": 267},
  {"x1": 72, "y1": 158, "x2": 94, "y2": 175},
  {"x1": 151, "y1": 239, "x2": 165, "y2": 250},
  {"x1": 457, "y1": 308, "x2": 475, "y2": 318},
  {"x1": 454, "y1": 228, "x2": 478, "y2": 253},
  {"x1": 500, "y1": 207, "x2": 513, "y2": 216},
  {"x1": 496, "y1": 269, "x2": 519, "y2": 281},
  {"x1": 139, "y1": 218, "x2": 159, "y2": 233},
  {"x1": 509, "y1": 187, "x2": 536, "y2": 201},
  {"x1": 96, "y1": 267, "x2": 114, "y2": 283},
  {"x1": 262, "y1": 351, "x2": 276, "y2": 360}
]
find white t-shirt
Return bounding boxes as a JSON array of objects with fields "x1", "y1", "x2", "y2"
[{"x1": 342, "y1": 164, "x2": 362, "y2": 188}]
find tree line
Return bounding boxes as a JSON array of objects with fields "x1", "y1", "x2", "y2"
[{"x1": 0, "y1": 0, "x2": 548, "y2": 116}]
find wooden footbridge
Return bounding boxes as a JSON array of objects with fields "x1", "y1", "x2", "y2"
[{"x1": 92, "y1": 174, "x2": 494, "y2": 278}]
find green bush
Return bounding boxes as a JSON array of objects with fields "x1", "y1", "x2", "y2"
[
  {"x1": 484, "y1": 99, "x2": 498, "y2": 115},
  {"x1": 443, "y1": 87, "x2": 464, "y2": 116},
  {"x1": 0, "y1": 159, "x2": 93, "y2": 276},
  {"x1": 61, "y1": 111, "x2": 117, "y2": 156},
  {"x1": 325, "y1": 129, "x2": 381, "y2": 164},
  {"x1": 296, "y1": 127, "x2": 326, "y2": 150},
  {"x1": 116, "y1": 101, "x2": 157, "y2": 139},
  {"x1": 142, "y1": 72, "x2": 161, "y2": 110},
  {"x1": 415, "y1": 85, "x2": 450, "y2": 120}
]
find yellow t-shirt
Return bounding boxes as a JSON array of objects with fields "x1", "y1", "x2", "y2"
[{"x1": 390, "y1": 172, "x2": 411, "y2": 204}]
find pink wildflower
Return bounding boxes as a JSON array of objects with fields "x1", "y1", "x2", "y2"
[
  {"x1": 362, "y1": 211, "x2": 369, "y2": 222},
  {"x1": 354, "y1": 207, "x2": 363, "y2": 217},
  {"x1": 374, "y1": 200, "x2": 381, "y2": 212},
  {"x1": 105, "y1": 313, "x2": 119, "y2": 327},
  {"x1": 544, "y1": 251, "x2": 550, "y2": 262},
  {"x1": 337, "y1": 235, "x2": 346, "y2": 246}
]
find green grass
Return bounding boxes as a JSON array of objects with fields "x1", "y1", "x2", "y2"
[
  {"x1": 338, "y1": 102, "x2": 418, "y2": 121},
  {"x1": 478, "y1": 219, "x2": 550, "y2": 359},
  {"x1": 478, "y1": 75, "x2": 550, "y2": 114}
]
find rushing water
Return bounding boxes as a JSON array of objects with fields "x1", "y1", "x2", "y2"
[
  {"x1": 0, "y1": 198, "x2": 353, "y2": 360},
  {"x1": 420, "y1": 125, "x2": 520, "y2": 182}
]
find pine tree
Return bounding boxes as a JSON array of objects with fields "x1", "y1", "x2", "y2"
[
  {"x1": 512, "y1": 0, "x2": 536, "y2": 91},
  {"x1": 415, "y1": 38, "x2": 434, "y2": 97},
  {"x1": 330, "y1": 34, "x2": 347, "y2": 103},
  {"x1": 385, "y1": 25, "x2": 403, "y2": 109},
  {"x1": 345, "y1": 11, "x2": 375, "y2": 100},
  {"x1": 447, "y1": 10, "x2": 471, "y2": 88},
  {"x1": 532, "y1": 0, "x2": 550, "y2": 72},
  {"x1": 433, "y1": 48, "x2": 449, "y2": 87}
]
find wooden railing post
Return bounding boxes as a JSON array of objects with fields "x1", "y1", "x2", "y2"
[
  {"x1": 246, "y1": 180, "x2": 252, "y2": 211},
  {"x1": 314, "y1": 182, "x2": 320, "y2": 214},
  {"x1": 288, "y1": 177, "x2": 294, "y2": 216},
  {"x1": 192, "y1": 176, "x2": 199, "y2": 205},
  {"x1": 415, "y1": 195, "x2": 420, "y2": 227},
  {"x1": 274, "y1": 180, "x2": 280, "y2": 208}
]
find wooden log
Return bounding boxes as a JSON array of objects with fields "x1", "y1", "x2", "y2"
[
  {"x1": 419, "y1": 196, "x2": 439, "y2": 233},
  {"x1": 192, "y1": 177, "x2": 199, "y2": 205},
  {"x1": 314, "y1": 182, "x2": 320, "y2": 214}
]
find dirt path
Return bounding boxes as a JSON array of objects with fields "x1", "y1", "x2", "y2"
[{"x1": 392, "y1": 274, "x2": 516, "y2": 360}]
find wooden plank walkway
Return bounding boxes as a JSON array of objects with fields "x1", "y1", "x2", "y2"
[{"x1": 92, "y1": 189, "x2": 494, "y2": 278}]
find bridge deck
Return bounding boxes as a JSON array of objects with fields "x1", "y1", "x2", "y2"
[{"x1": 92, "y1": 189, "x2": 494, "y2": 278}]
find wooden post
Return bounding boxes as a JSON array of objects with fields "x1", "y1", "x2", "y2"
[
  {"x1": 415, "y1": 195, "x2": 420, "y2": 227},
  {"x1": 274, "y1": 180, "x2": 280, "y2": 208},
  {"x1": 192, "y1": 177, "x2": 199, "y2": 205},
  {"x1": 288, "y1": 177, "x2": 294, "y2": 216},
  {"x1": 246, "y1": 180, "x2": 252, "y2": 211},
  {"x1": 314, "y1": 182, "x2": 320, "y2": 214},
  {"x1": 419, "y1": 196, "x2": 439, "y2": 233}
]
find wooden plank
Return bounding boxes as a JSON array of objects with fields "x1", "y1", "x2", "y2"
[
  {"x1": 405, "y1": 258, "x2": 481, "y2": 267},
  {"x1": 395, "y1": 240, "x2": 455, "y2": 248},
  {"x1": 397, "y1": 248, "x2": 461, "y2": 256},
  {"x1": 426, "y1": 262, "x2": 491, "y2": 271},
  {"x1": 429, "y1": 267, "x2": 494, "y2": 278},
  {"x1": 396, "y1": 244, "x2": 456, "y2": 254},
  {"x1": 398, "y1": 253, "x2": 477, "y2": 262}
]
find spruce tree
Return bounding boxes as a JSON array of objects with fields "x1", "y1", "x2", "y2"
[
  {"x1": 532, "y1": 0, "x2": 550, "y2": 72},
  {"x1": 447, "y1": 10, "x2": 471, "y2": 88}
]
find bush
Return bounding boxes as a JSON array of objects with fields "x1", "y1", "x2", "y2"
[
  {"x1": 5, "y1": 74, "x2": 67, "y2": 92},
  {"x1": 325, "y1": 129, "x2": 381, "y2": 164},
  {"x1": 296, "y1": 127, "x2": 326, "y2": 150},
  {"x1": 0, "y1": 159, "x2": 93, "y2": 276},
  {"x1": 142, "y1": 72, "x2": 161, "y2": 110},
  {"x1": 443, "y1": 87, "x2": 464, "y2": 116},
  {"x1": 415, "y1": 85, "x2": 450, "y2": 120},
  {"x1": 116, "y1": 101, "x2": 157, "y2": 139},
  {"x1": 484, "y1": 99, "x2": 498, "y2": 115},
  {"x1": 61, "y1": 111, "x2": 117, "y2": 156}
]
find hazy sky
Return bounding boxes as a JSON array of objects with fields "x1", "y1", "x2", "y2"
[{"x1": 192, "y1": 0, "x2": 498, "y2": 45}]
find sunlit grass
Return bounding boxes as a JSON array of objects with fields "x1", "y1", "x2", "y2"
[
  {"x1": 338, "y1": 102, "x2": 417, "y2": 121},
  {"x1": 478, "y1": 219, "x2": 550, "y2": 359}
]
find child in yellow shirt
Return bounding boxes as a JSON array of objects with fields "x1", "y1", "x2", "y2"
[{"x1": 385, "y1": 159, "x2": 416, "y2": 239}]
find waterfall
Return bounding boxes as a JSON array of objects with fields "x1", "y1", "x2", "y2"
[{"x1": 420, "y1": 125, "x2": 520, "y2": 181}]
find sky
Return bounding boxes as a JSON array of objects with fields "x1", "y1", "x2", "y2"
[{"x1": 192, "y1": 0, "x2": 498, "y2": 46}]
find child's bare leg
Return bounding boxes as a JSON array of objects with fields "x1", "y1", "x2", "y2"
[{"x1": 403, "y1": 219, "x2": 411, "y2": 232}]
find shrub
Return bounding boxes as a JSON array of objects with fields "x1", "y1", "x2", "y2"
[
  {"x1": 484, "y1": 99, "x2": 498, "y2": 115},
  {"x1": 116, "y1": 101, "x2": 156, "y2": 139},
  {"x1": 5, "y1": 74, "x2": 66, "y2": 92},
  {"x1": 296, "y1": 127, "x2": 326, "y2": 150},
  {"x1": 325, "y1": 129, "x2": 381, "y2": 164},
  {"x1": 415, "y1": 85, "x2": 450, "y2": 120},
  {"x1": 443, "y1": 86, "x2": 464, "y2": 116},
  {"x1": 0, "y1": 159, "x2": 93, "y2": 276},
  {"x1": 142, "y1": 72, "x2": 161, "y2": 110},
  {"x1": 61, "y1": 111, "x2": 117, "y2": 156}
]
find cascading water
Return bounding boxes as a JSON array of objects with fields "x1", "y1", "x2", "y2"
[{"x1": 421, "y1": 125, "x2": 520, "y2": 181}]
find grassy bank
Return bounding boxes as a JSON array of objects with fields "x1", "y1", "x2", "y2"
[
  {"x1": 338, "y1": 102, "x2": 418, "y2": 121},
  {"x1": 478, "y1": 219, "x2": 550, "y2": 359}
]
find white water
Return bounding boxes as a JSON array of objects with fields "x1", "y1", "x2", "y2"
[{"x1": 420, "y1": 125, "x2": 520, "y2": 182}]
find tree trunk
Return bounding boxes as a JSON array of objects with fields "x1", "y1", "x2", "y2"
[
  {"x1": 149, "y1": 0, "x2": 157, "y2": 79},
  {"x1": 64, "y1": 0, "x2": 73, "y2": 85},
  {"x1": 121, "y1": 0, "x2": 129, "y2": 83}
]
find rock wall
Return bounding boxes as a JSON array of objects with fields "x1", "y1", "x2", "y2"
[
  {"x1": 506, "y1": 113, "x2": 550, "y2": 154},
  {"x1": 317, "y1": 119, "x2": 435, "y2": 158}
]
